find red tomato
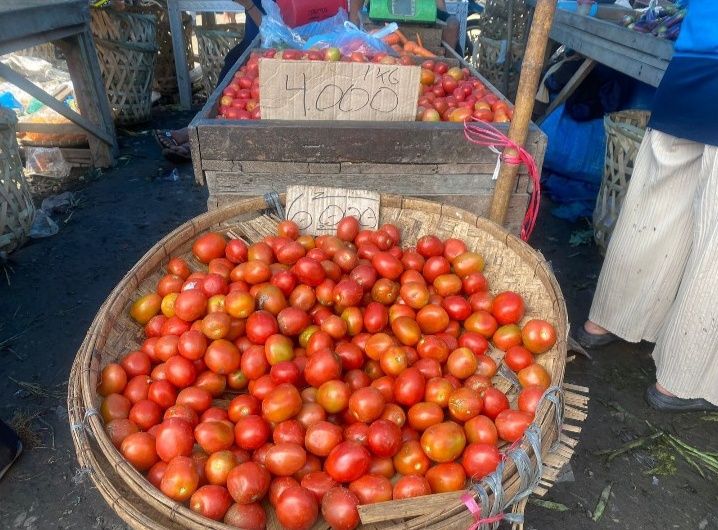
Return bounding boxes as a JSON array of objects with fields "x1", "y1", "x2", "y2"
[
  {"x1": 121, "y1": 431, "x2": 158, "y2": 471},
  {"x1": 155, "y1": 418, "x2": 194, "y2": 462},
  {"x1": 424, "y1": 377, "x2": 454, "y2": 408},
  {"x1": 465, "y1": 311, "x2": 498, "y2": 338},
  {"x1": 262, "y1": 383, "x2": 302, "y2": 423},
  {"x1": 416, "y1": 235, "x2": 443, "y2": 258},
  {"x1": 393, "y1": 475, "x2": 431, "y2": 500},
  {"x1": 304, "y1": 349, "x2": 343, "y2": 388},
  {"x1": 97, "y1": 363, "x2": 128, "y2": 396},
  {"x1": 226, "y1": 461, "x2": 271, "y2": 504},
  {"x1": 441, "y1": 295, "x2": 472, "y2": 321},
  {"x1": 223, "y1": 502, "x2": 266, "y2": 530},
  {"x1": 129, "y1": 399, "x2": 162, "y2": 430},
  {"x1": 393, "y1": 440, "x2": 430, "y2": 476},
  {"x1": 270, "y1": 476, "x2": 300, "y2": 506},
  {"x1": 492, "y1": 324, "x2": 523, "y2": 351},
  {"x1": 367, "y1": 419, "x2": 402, "y2": 458},
  {"x1": 348, "y1": 387, "x2": 386, "y2": 423},
  {"x1": 462, "y1": 272, "x2": 489, "y2": 294},
  {"x1": 275, "y1": 486, "x2": 318, "y2": 530},
  {"x1": 291, "y1": 257, "x2": 326, "y2": 287},
  {"x1": 228, "y1": 394, "x2": 260, "y2": 422},
  {"x1": 371, "y1": 252, "x2": 404, "y2": 280},
  {"x1": 160, "y1": 455, "x2": 200, "y2": 501},
  {"x1": 265, "y1": 443, "x2": 307, "y2": 476},
  {"x1": 301, "y1": 471, "x2": 338, "y2": 503},
  {"x1": 225, "y1": 239, "x2": 249, "y2": 264},
  {"x1": 482, "y1": 388, "x2": 510, "y2": 420},
  {"x1": 521, "y1": 319, "x2": 557, "y2": 353},
  {"x1": 448, "y1": 387, "x2": 483, "y2": 422},
  {"x1": 348, "y1": 474, "x2": 392, "y2": 504},
  {"x1": 446, "y1": 347, "x2": 478, "y2": 379},
  {"x1": 417, "y1": 335, "x2": 450, "y2": 363},
  {"x1": 234, "y1": 415, "x2": 271, "y2": 450},
  {"x1": 425, "y1": 462, "x2": 466, "y2": 492},
  {"x1": 504, "y1": 345, "x2": 534, "y2": 372},
  {"x1": 407, "y1": 402, "x2": 444, "y2": 431},
  {"x1": 105, "y1": 418, "x2": 139, "y2": 449},
  {"x1": 193, "y1": 232, "x2": 226, "y2": 264},
  {"x1": 174, "y1": 289, "x2": 208, "y2": 322},
  {"x1": 336, "y1": 216, "x2": 360, "y2": 242},
  {"x1": 517, "y1": 363, "x2": 551, "y2": 389},
  {"x1": 325, "y1": 441, "x2": 371, "y2": 483},
  {"x1": 176, "y1": 386, "x2": 212, "y2": 414},
  {"x1": 394, "y1": 368, "x2": 425, "y2": 407},
  {"x1": 120, "y1": 351, "x2": 151, "y2": 378},
  {"x1": 205, "y1": 450, "x2": 240, "y2": 486},
  {"x1": 462, "y1": 443, "x2": 500, "y2": 480},
  {"x1": 495, "y1": 409, "x2": 533, "y2": 443},
  {"x1": 168, "y1": 257, "x2": 191, "y2": 279},
  {"x1": 246, "y1": 310, "x2": 279, "y2": 344},
  {"x1": 464, "y1": 415, "x2": 499, "y2": 445},
  {"x1": 491, "y1": 291, "x2": 525, "y2": 325},
  {"x1": 189, "y1": 484, "x2": 232, "y2": 521},
  {"x1": 322, "y1": 487, "x2": 360, "y2": 530},
  {"x1": 420, "y1": 421, "x2": 466, "y2": 463},
  {"x1": 164, "y1": 404, "x2": 199, "y2": 427},
  {"x1": 518, "y1": 385, "x2": 545, "y2": 415}
]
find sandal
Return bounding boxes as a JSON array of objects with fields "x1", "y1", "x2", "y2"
[
  {"x1": 153, "y1": 129, "x2": 179, "y2": 150},
  {"x1": 575, "y1": 325, "x2": 619, "y2": 349},
  {"x1": 162, "y1": 144, "x2": 192, "y2": 163},
  {"x1": 645, "y1": 385, "x2": 718, "y2": 412}
]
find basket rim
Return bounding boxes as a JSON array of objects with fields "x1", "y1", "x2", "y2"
[{"x1": 71, "y1": 194, "x2": 568, "y2": 529}]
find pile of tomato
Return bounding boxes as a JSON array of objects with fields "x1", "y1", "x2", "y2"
[
  {"x1": 98, "y1": 217, "x2": 556, "y2": 530},
  {"x1": 217, "y1": 49, "x2": 512, "y2": 124}
]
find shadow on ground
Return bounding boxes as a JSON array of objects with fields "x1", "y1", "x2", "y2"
[{"x1": 0, "y1": 108, "x2": 716, "y2": 529}]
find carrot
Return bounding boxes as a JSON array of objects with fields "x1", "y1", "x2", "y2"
[
  {"x1": 416, "y1": 32, "x2": 423, "y2": 48},
  {"x1": 413, "y1": 45, "x2": 436, "y2": 58},
  {"x1": 383, "y1": 33, "x2": 401, "y2": 46},
  {"x1": 391, "y1": 44, "x2": 404, "y2": 54},
  {"x1": 395, "y1": 30, "x2": 409, "y2": 44},
  {"x1": 403, "y1": 41, "x2": 418, "y2": 54}
]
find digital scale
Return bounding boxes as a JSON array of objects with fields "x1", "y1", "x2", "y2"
[{"x1": 369, "y1": 0, "x2": 437, "y2": 24}]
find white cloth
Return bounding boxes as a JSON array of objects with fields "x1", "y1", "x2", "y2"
[{"x1": 589, "y1": 129, "x2": 718, "y2": 405}]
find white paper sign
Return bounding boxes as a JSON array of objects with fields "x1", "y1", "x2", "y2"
[{"x1": 285, "y1": 185, "x2": 380, "y2": 235}]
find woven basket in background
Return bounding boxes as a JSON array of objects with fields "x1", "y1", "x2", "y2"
[
  {"x1": 0, "y1": 109, "x2": 35, "y2": 255},
  {"x1": 593, "y1": 110, "x2": 650, "y2": 254},
  {"x1": 196, "y1": 24, "x2": 245, "y2": 96},
  {"x1": 91, "y1": 9, "x2": 158, "y2": 125},
  {"x1": 474, "y1": 36, "x2": 524, "y2": 99},
  {"x1": 68, "y1": 194, "x2": 582, "y2": 529}
]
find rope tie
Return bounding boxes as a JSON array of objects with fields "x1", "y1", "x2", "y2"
[
  {"x1": 70, "y1": 408, "x2": 100, "y2": 432},
  {"x1": 461, "y1": 385, "x2": 566, "y2": 527},
  {"x1": 463, "y1": 117, "x2": 541, "y2": 241}
]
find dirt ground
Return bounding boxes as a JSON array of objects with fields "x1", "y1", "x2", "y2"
[{"x1": 0, "y1": 108, "x2": 716, "y2": 530}]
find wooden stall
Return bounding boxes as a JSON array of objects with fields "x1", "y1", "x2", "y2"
[
  {"x1": 0, "y1": 0, "x2": 118, "y2": 168},
  {"x1": 188, "y1": 46, "x2": 546, "y2": 236}
]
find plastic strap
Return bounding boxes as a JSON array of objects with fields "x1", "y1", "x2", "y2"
[
  {"x1": 264, "y1": 192, "x2": 285, "y2": 219},
  {"x1": 70, "y1": 408, "x2": 100, "y2": 432},
  {"x1": 463, "y1": 386, "x2": 566, "y2": 527}
]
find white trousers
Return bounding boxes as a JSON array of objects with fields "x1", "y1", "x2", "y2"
[{"x1": 589, "y1": 129, "x2": 718, "y2": 405}]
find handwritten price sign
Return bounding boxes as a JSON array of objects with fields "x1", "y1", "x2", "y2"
[
  {"x1": 285, "y1": 185, "x2": 380, "y2": 235},
  {"x1": 259, "y1": 58, "x2": 420, "y2": 121}
]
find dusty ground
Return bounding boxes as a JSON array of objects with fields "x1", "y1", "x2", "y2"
[{"x1": 0, "y1": 108, "x2": 716, "y2": 529}]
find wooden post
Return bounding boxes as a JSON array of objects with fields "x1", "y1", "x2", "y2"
[{"x1": 488, "y1": 0, "x2": 557, "y2": 226}]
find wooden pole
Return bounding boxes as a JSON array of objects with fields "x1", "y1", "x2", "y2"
[{"x1": 488, "y1": 0, "x2": 557, "y2": 226}]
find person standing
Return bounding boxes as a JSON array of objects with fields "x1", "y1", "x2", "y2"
[{"x1": 576, "y1": 1, "x2": 718, "y2": 412}]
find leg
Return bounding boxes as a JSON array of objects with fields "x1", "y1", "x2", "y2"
[
  {"x1": 652, "y1": 144, "x2": 718, "y2": 405},
  {"x1": 441, "y1": 16, "x2": 460, "y2": 51},
  {"x1": 588, "y1": 130, "x2": 704, "y2": 342}
]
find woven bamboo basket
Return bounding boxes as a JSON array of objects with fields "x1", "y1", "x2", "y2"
[
  {"x1": 128, "y1": 1, "x2": 194, "y2": 97},
  {"x1": 0, "y1": 109, "x2": 35, "y2": 256},
  {"x1": 91, "y1": 9, "x2": 158, "y2": 125},
  {"x1": 69, "y1": 194, "x2": 586, "y2": 529},
  {"x1": 196, "y1": 24, "x2": 245, "y2": 96},
  {"x1": 593, "y1": 110, "x2": 650, "y2": 254},
  {"x1": 474, "y1": 36, "x2": 524, "y2": 100}
]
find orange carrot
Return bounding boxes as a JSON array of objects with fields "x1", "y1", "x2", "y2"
[
  {"x1": 391, "y1": 44, "x2": 404, "y2": 54},
  {"x1": 416, "y1": 32, "x2": 423, "y2": 48},
  {"x1": 383, "y1": 33, "x2": 401, "y2": 46},
  {"x1": 413, "y1": 45, "x2": 436, "y2": 58},
  {"x1": 395, "y1": 30, "x2": 409, "y2": 44},
  {"x1": 403, "y1": 41, "x2": 418, "y2": 54}
]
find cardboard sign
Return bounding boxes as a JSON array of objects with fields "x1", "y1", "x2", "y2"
[
  {"x1": 259, "y1": 58, "x2": 420, "y2": 121},
  {"x1": 285, "y1": 185, "x2": 380, "y2": 234}
]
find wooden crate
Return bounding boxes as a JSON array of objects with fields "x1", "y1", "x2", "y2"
[
  {"x1": 188, "y1": 44, "x2": 546, "y2": 235},
  {"x1": 364, "y1": 21, "x2": 447, "y2": 56}
]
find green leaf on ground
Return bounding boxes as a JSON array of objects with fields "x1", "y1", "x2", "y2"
[
  {"x1": 569, "y1": 229, "x2": 594, "y2": 247},
  {"x1": 529, "y1": 498, "x2": 570, "y2": 512},
  {"x1": 591, "y1": 483, "x2": 612, "y2": 522}
]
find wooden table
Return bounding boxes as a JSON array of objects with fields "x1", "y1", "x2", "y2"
[
  {"x1": 168, "y1": 0, "x2": 246, "y2": 109},
  {"x1": 536, "y1": 7, "x2": 674, "y2": 122},
  {"x1": 0, "y1": 0, "x2": 118, "y2": 167}
]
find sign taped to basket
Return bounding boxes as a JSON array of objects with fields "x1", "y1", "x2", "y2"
[
  {"x1": 285, "y1": 185, "x2": 380, "y2": 234},
  {"x1": 259, "y1": 59, "x2": 421, "y2": 121}
]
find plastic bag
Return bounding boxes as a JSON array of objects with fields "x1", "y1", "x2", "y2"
[
  {"x1": 24, "y1": 147, "x2": 71, "y2": 178},
  {"x1": 303, "y1": 21, "x2": 397, "y2": 56},
  {"x1": 259, "y1": 0, "x2": 348, "y2": 50}
]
